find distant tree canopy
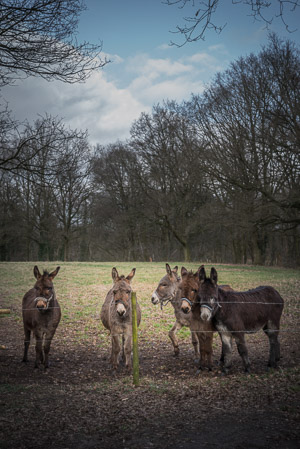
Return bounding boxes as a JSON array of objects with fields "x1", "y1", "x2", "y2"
[
  {"x1": 164, "y1": 0, "x2": 299, "y2": 46},
  {"x1": 1, "y1": 35, "x2": 298, "y2": 266}
]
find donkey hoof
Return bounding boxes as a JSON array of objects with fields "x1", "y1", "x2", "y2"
[{"x1": 196, "y1": 366, "x2": 204, "y2": 375}]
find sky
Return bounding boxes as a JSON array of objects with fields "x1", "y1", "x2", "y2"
[{"x1": 2, "y1": 0, "x2": 300, "y2": 146}]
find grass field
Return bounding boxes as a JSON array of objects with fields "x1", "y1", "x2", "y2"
[
  {"x1": 0, "y1": 261, "x2": 299, "y2": 449},
  {"x1": 1, "y1": 261, "x2": 299, "y2": 338}
]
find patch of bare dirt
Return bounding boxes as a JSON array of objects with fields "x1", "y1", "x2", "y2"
[{"x1": 0, "y1": 312, "x2": 299, "y2": 449}]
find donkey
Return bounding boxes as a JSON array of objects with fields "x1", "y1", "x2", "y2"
[
  {"x1": 151, "y1": 263, "x2": 201, "y2": 362},
  {"x1": 101, "y1": 267, "x2": 141, "y2": 371},
  {"x1": 22, "y1": 266, "x2": 61, "y2": 369},
  {"x1": 196, "y1": 266, "x2": 284, "y2": 374},
  {"x1": 178, "y1": 266, "x2": 217, "y2": 371},
  {"x1": 152, "y1": 264, "x2": 232, "y2": 367}
]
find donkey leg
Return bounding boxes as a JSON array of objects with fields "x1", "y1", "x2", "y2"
[
  {"x1": 43, "y1": 331, "x2": 54, "y2": 369},
  {"x1": 120, "y1": 335, "x2": 125, "y2": 364},
  {"x1": 124, "y1": 333, "x2": 132, "y2": 371},
  {"x1": 197, "y1": 337, "x2": 206, "y2": 372},
  {"x1": 264, "y1": 325, "x2": 280, "y2": 368},
  {"x1": 111, "y1": 335, "x2": 121, "y2": 370},
  {"x1": 168, "y1": 320, "x2": 182, "y2": 357},
  {"x1": 219, "y1": 336, "x2": 233, "y2": 365},
  {"x1": 219, "y1": 332, "x2": 233, "y2": 374},
  {"x1": 205, "y1": 333, "x2": 214, "y2": 371},
  {"x1": 196, "y1": 332, "x2": 212, "y2": 372},
  {"x1": 22, "y1": 328, "x2": 31, "y2": 363},
  {"x1": 191, "y1": 330, "x2": 200, "y2": 364},
  {"x1": 34, "y1": 332, "x2": 44, "y2": 369},
  {"x1": 235, "y1": 334, "x2": 250, "y2": 373}
]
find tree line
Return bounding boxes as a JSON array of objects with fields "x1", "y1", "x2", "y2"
[{"x1": 1, "y1": 34, "x2": 299, "y2": 265}]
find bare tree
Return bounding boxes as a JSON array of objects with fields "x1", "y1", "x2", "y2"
[
  {"x1": 0, "y1": 1, "x2": 108, "y2": 177},
  {"x1": 130, "y1": 101, "x2": 209, "y2": 262},
  {"x1": 0, "y1": 0, "x2": 107, "y2": 87},
  {"x1": 164, "y1": 0, "x2": 299, "y2": 46},
  {"x1": 0, "y1": 114, "x2": 86, "y2": 176},
  {"x1": 53, "y1": 134, "x2": 92, "y2": 261},
  {"x1": 189, "y1": 34, "x2": 300, "y2": 264},
  {"x1": 92, "y1": 143, "x2": 144, "y2": 261}
]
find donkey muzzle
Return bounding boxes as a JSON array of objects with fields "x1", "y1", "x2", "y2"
[
  {"x1": 181, "y1": 298, "x2": 192, "y2": 314},
  {"x1": 151, "y1": 291, "x2": 160, "y2": 305},
  {"x1": 200, "y1": 305, "x2": 213, "y2": 321},
  {"x1": 116, "y1": 302, "x2": 126, "y2": 316},
  {"x1": 36, "y1": 300, "x2": 48, "y2": 310}
]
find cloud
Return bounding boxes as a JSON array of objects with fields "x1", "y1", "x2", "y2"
[
  {"x1": 157, "y1": 43, "x2": 170, "y2": 50},
  {"x1": 127, "y1": 53, "x2": 193, "y2": 78},
  {"x1": 1, "y1": 50, "x2": 226, "y2": 146},
  {"x1": 2, "y1": 71, "x2": 146, "y2": 145}
]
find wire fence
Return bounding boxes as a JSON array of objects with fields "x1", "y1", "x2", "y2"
[{"x1": 1, "y1": 292, "x2": 299, "y2": 351}]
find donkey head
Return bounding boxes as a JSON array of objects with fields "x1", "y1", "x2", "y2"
[
  {"x1": 33, "y1": 266, "x2": 60, "y2": 310},
  {"x1": 197, "y1": 266, "x2": 219, "y2": 321},
  {"x1": 180, "y1": 266, "x2": 202, "y2": 314},
  {"x1": 151, "y1": 263, "x2": 180, "y2": 306},
  {"x1": 111, "y1": 267, "x2": 135, "y2": 317}
]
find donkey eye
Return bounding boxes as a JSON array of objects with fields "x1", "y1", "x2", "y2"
[
  {"x1": 192, "y1": 289, "x2": 197, "y2": 293},
  {"x1": 113, "y1": 290, "x2": 117, "y2": 295},
  {"x1": 126, "y1": 290, "x2": 131, "y2": 294}
]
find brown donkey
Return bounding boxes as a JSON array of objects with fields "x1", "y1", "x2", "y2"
[
  {"x1": 196, "y1": 266, "x2": 284, "y2": 374},
  {"x1": 101, "y1": 267, "x2": 141, "y2": 371},
  {"x1": 151, "y1": 264, "x2": 201, "y2": 362},
  {"x1": 22, "y1": 266, "x2": 61, "y2": 369},
  {"x1": 178, "y1": 267, "x2": 216, "y2": 371},
  {"x1": 179, "y1": 266, "x2": 234, "y2": 371}
]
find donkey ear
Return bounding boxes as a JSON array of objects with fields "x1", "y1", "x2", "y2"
[
  {"x1": 172, "y1": 266, "x2": 178, "y2": 274},
  {"x1": 196, "y1": 265, "x2": 204, "y2": 277},
  {"x1": 199, "y1": 266, "x2": 206, "y2": 284},
  {"x1": 181, "y1": 267, "x2": 188, "y2": 277},
  {"x1": 33, "y1": 266, "x2": 41, "y2": 280},
  {"x1": 210, "y1": 267, "x2": 218, "y2": 285},
  {"x1": 166, "y1": 263, "x2": 172, "y2": 278},
  {"x1": 49, "y1": 266, "x2": 60, "y2": 280},
  {"x1": 126, "y1": 268, "x2": 136, "y2": 282},
  {"x1": 112, "y1": 267, "x2": 119, "y2": 282}
]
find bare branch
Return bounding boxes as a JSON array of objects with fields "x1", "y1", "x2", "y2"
[
  {"x1": 0, "y1": 0, "x2": 109, "y2": 86},
  {"x1": 165, "y1": 0, "x2": 299, "y2": 46}
]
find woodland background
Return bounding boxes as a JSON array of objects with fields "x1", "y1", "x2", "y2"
[{"x1": 1, "y1": 3, "x2": 299, "y2": 267}]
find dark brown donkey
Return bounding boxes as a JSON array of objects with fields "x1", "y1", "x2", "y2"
[
  {"x1": 101, "y1": 267, "x2": 141, "y2": 371},
  {"x1": 22, "y1": 266, "x2": 61, "y2": 369},
  {"x1": 196, "y1": 266, "x2": 284, "y2": 374}
]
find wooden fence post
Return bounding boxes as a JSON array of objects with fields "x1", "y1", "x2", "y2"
[{"x1": 131, "y1": 291, "x2": 139, "y2": 386}]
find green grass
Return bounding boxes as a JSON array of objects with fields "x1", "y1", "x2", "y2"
[{"x1": 0, "y1": 261, "x2": 299, "y2": 344}]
